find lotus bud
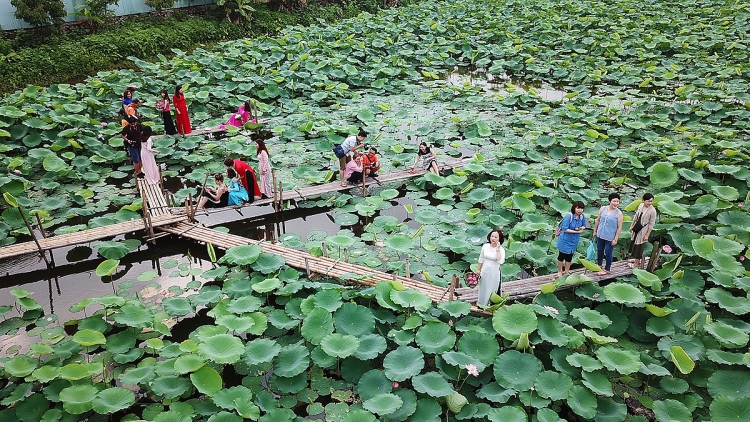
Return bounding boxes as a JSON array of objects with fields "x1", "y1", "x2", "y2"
[{"x1": 392, "y1": 382, "x2": 399, "y2": 388}]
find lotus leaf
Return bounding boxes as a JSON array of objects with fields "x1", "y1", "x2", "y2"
[
  {"x1": 219, "y1": 245, "x2": 262, "y2": 265},
  {"x1": 705, "y1": 321, "x2": 749, "y2": 348},
  {"x1": 492, "y1": 303, "x2": 538, "y2": 340},
  {"x1": 243, "y1": 338, "x2": 281, "y2": 366},
  {"x1": 301, "y1": 307, "x2": 334, "y2": 345},
  {"x1": 112, "y1": 303, "x2": 153, "y2": 328},
  {"x1": 150, "y1": 375, "x2": 192, "y2": 400},
  {"x1": 363, "y1": 393, "x2": 403, "y2": 416},
  {"x1": 493, "y1": 350, "x2": 542, "y2": 392},
  {"x1": 354, "y1": 334, "x2": 387, "y2": 361},
  {"x1": 415, "y1": 322, "x2": 456, "y2": 354},
  {"x1": 334, "y1": 302, "x2": 375, "y2": 336},
  {"x1": 92, "y1": 387, "x2": 136, "y2": 415},
  {"x1": 383, "y1": 233, "x2": 415, "y2": 252},
  {"x1": 411, "y1": 372, "x2": 455, "y2": 398},
  {"x1": 3, "y1": 356, "x2": 37, "y2": 378},
  {"x1": 174, "y1": 354, "x2": 205, "y2": 374},
  {"x1": 566, "y1": 385, "x2": 597, "y2": 419},
  {"x1": 390, "y1": 289, "x2": 431, "y2": 312},
  {"x1": 669, "y1": 345, "x2": 695, "y2": 375},
  {"x1": 708, "y1": 370, "x2": 750, "y2": 398},
  {"x1": 197, "y1": 334, "x2": 244, "y2": 364},
  {"x1": 190, "y1": 366, "x2": 223, "y2": 396},
  {"x1": 534, "y1": 371, "x2": 573, "y2": 401},
  {"x1": 603, "y1": 283, "x2": 646, "y2": 305},
  {"x1": 320, "y1": 333, "x2": 359, "y2": 358},
  {"x1": 273, "y1": 343, "x2": 310, "y2": 378},
  {"x1": 357, "y1": 369, "x2": 393, "y2": 402},
  {"x1": 710, "y1": 397, "x2": 750, "y2": 422},
  {"x1": 383, "y1": 346, "x2": 424, "y2": 382},
  {"x1": 58, "y1": 384, "x2": 98, "y2": 414}
]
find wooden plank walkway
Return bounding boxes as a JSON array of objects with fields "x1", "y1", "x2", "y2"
[
  {"x1": 0, "y1": 214, "x2": 186, "y2": 260},
  {"x1": 454, "y1": 259, "x2": 642, "y2": 302},
  {"x1": 157, "y1": 222, "x2": 491, "y2": 315}
]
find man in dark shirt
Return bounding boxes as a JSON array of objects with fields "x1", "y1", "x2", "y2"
[{"x1": 121, "y1": 117, "x2": 144, "y2": 177}]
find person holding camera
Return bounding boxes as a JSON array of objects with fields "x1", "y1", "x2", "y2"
[
  {"x1": 629, "y1": 193, "x2": 657, "y2": 269},
  {"x1": 362, "y1": 147, "x2": 380, "y2": 178}
]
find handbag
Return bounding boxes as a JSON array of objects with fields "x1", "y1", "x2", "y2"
[
  {"x1": 586, "y1": 241, "x2": 596, "y2": 260},
  {"x1": 554, "y1": 213, "x2": 570, "y2": 236},
  {"x1": 332, "y1": 145, "x2": 347, "y2": 158},
  {"x1": 631, "y1": 212, "x2": 644, "y2": 235},
  {"x1": 465, "y1": 272, "x2": 479, "y2": 288}
]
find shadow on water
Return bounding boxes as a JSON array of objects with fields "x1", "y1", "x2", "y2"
[{"x1": 445, "y1": 66, "x2": 569, "y2": 102}]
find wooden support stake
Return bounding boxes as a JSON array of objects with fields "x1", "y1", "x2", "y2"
[
  {"x1": 272, "y1": 169, "x2": 279, "y2": 213},
  {"x1": 361, "y1": 169, "x2": 367, "y2": 197},
  {"x1": 405, "y1": 259, "x2": 410, "y2": 278},
  {"x1": 646, "y1": 241, "x2": 661, "y2": 273},
  {"x1": 305, "y1": 258, "x2": 311, "y2": 277},
  {"x1": 278, "y1": 183, "x2": 284, "y2": 211},
  {"x1": 450, "y1": 274, "x2": 458, "y2": 301},
  {"x1": 322, "y1": 241, "x2": 327, "y2": 258},
  {"x1": 19, "y1": 206, "x2": 50, "y2": 266},
  {"x1": 139, "y1": 180, "x2": 156, "y2": 243},
  {"x1": 192, "y1": 173, "x2": 210, "y2": 219},
  {"x1": 35, "y1": 213, "x2": 47, "y2": 239}
]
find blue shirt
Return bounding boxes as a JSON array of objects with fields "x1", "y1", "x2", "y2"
[
  {"x1": 340, "y1": 135, "x2": 359, "y2": 158},
  {"x1": 596, "y1": 206, "x2": 621, "y2": 241},
  {"x1": 556, "y1": 213, "x2": 587, "y2": 254}
]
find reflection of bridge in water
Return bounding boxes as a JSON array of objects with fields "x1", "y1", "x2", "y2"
[{"x1": 0, "y1": 156, "x2": 645, "y2": 314}]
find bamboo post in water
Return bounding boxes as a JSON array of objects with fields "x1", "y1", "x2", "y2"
[
  {"x1": 272, "y1": 169, "x2": 279, "y2": 213},
  {"x1": 405, "y1": 258, "x2": 410, "y2": 278},
  {"x1": 19, "y1": 207, "x2": 50, "y2": 266},
  {"x1": 192, "y1": 172, "x2": 210, "y2": 220},
  {"x1": 35, "y1": 213, "x2": 47, "y2": 239},
  {"x1": 646, "y1": 241, "x2": 661, "y2": 272}
]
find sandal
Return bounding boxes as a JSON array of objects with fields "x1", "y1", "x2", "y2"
[{"x1": 596, "y1": 271, "x2": 611, "y2": 276}]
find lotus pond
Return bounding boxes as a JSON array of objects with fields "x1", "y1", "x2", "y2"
[{"x1": 2, "y1": 0, "x2": 750, "y2": 420}]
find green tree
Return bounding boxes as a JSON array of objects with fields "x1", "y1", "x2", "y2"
[
  {"x1": 144, "y1": 0, "x2": 176, "y2": 12},
  {"x1": 10, "y1": 0, "x2": 67, "y2": 27}
]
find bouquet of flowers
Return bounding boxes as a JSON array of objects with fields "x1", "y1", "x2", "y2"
[
  {"x1": 155, "y1": 100, "x2": 165, "y2": 111},
  {"x1": 465, "y1": 272, "x2": 479, "y2": 288}
]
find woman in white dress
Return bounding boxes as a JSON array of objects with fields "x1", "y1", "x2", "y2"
[
  {"x1": 255, "y1": 138, "x2": 272, "y2": 198},
  {"x1": 139, "y1": 126, "x2": 161, "y2": 185},
  {"x1": 477, "y1": 229, "x2": 506, "y2": 306}
]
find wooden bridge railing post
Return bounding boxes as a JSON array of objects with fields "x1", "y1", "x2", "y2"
[
  {"x1": 272, "y1": 169, "x2": 279, "y2": 214},
  {"x1": 405, "y1": 259, "x2": 410, "y2": 278},
  {"x1": 138, "y1": 179, "x2": 156, "y2": 243},
  {"x1": 646, "y1": 241, "x2": 661, "y2": 273}
]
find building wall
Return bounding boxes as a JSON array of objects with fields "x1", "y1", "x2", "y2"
[{"x1": 0, "y1": 0, "x2": 216, "y2": 31}]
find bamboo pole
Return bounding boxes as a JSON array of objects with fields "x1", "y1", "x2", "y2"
[
  {"x1": 272, "y1": 169, "x2": 279, "y2": 213},
  {"x1": 139, "y1": 179, "x2": 156, "y2": 243},
  {"x1": 192, "y1": 173, "x2": 210, "y2": 219},
  {"x1": 35, "y1": 213, "x2": 47, "y2": 239},
  {"x1": 18, "y1": 206, "x2": 50, "y2": 266}
]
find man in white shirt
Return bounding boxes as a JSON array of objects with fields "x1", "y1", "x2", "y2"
[{"x1": 337, "y1": 129, "x2": 367, "y2": 187}]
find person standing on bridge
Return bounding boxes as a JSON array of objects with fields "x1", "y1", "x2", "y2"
[
  {"x1": 336, "y1": 128, "x2": 368, "y2": 187},
  {"x1": 555, "y1": 201, "x2": 587, "y2": 278},
  {"x1": 476, "y1": 228, "x2": 506, "y2": 307},
  {"x1": 173, "y1": 85, "x2": 192, "y2": 136},
  {"x1": 592, "y1": 192, "x2": 624, "y2": 276},
  {"x1": 255, "y1": 138, "x2": 272, "y2": 199},
  {"x1": 628, "y1": 192, "x2": 657, "y2": 269}
]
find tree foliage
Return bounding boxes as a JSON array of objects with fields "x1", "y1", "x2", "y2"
[{"x1": 10, "y1": 0, "x2": 66, "y2": 27}]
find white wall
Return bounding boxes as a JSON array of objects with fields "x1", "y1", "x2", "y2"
[{"x1": 0, "y1": 0, "x2": 216, "y2": 31}]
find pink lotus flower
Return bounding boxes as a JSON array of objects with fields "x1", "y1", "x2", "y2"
[
  {"x1": 13, "y1": 169, "x2": 21, "y2": 175},
  {"x1": 392, "y1": 382, "x2": 399, "y2": 388},
  {"x1": 739, "y1": 203, "x2": 744, "y2": 208},
  {"x1": 610, "y1": 116, "x2": 616, "y2": 120},
  {"x1": 548, "y1": 132, "x2": 555, "y2": 136},
  {"x1": 741, "y1": 256, "x2": 746, "y2": 262},
  {"x1": 498, "y1": 226, "x2": 504, "y2": 231},
  {"x1": 466, "y1": 364, "x2": 479, "y2": 377},
  {"x1": 101, "y1": 122, "x2": 108, "y2": 127},
  {"x1": 662, "y1": 245, "x2": 673, "y2": 254}
]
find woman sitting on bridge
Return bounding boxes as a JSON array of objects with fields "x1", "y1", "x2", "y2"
[
  {"x1": 226, "y1": 168, "x2": 249, "y2": 206},
  {"x1": 197, "y1": 173, "x2": 229, "y2": 210}
]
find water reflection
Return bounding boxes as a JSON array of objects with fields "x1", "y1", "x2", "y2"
[{"x1": 445, "y1": 66, "x2": 568, "y2": 101}]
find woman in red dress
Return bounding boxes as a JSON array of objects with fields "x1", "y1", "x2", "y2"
[
  {"x1": 172, "y1": 85, "x2": 191, "y2": 136},
  {"x1": 224, "y1": 158, "x2": 262, "y2": 203}
]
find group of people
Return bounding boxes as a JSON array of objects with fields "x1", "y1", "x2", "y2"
[
  {"x1": 474, "y1": 192, "x2": 658, "y2": 306},
  {"x1": 196, "y1": 140, "x2": 273, "y2": 210}
]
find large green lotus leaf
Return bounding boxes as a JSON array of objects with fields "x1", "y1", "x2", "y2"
[
  {"x1": 321, "y1": 333, "x2": 359, "y2": 358},
  {"x1": 677, "y1": 168, "x2": 705, "y2": 183},
  {"x1": 648, "y1": 162, "x2": 678, "y2": 187},
  {"x1": 59, "y1": 384, "x2": 98, "y2": 414},
  {"x1": 72, "y1": 329, "x2": 106, "y2": 347},
  {"x1": 705, "y1": 321, "x2": 749, "y2": 348},
  {"x1": 354, "y1": 334, "x2": 387, "y2": 360},
  {"x1": 536, "y1": 316, "x2": 569, "y2": 346},
  {"x1": 357, "y1": 369, "x2": 393, "y2": 402},
  {"x1": 383, "y1": 346, "x2": 424, "y2": 382},
  {"x1": 162, "y1": 297, "x2": 195, "y2": 317},
  {"x1": 301, "y1": 307, "x2": 334, "y2": 345},
  {"x1": 3, "y1": 356, "x2": 37, "y2": 377},
  {"x1": 438, "y1": 300, "x2": 471, "y2": 317},
  {"x1": 112, "y1": 303, "x2": 153, "y2": 328},
  {"x1": 669, "y1": 345, "x2": 695, "y2": 375},
  {"x1": 595, "y1": 346, "x2": 641, "y2": 375},
  {"x1": 567, "y1": 385, "x2": 597, "y2": 419},
  {"x1": 708, "y1": 369, "x2": 750, "y2": 398},
  {"x1": 94, "y1": 241, "x2": 132, "y2": 260},
  {"x1": 710, "y1": 396, "x2": 750, "y2": 422},
  {"x1": 569, "y1": 308, "x2": 612, "y2": 329},
  {"x1": 390, "y1": 289, "x2": 431, "y2": 312},
  {"x1": 711, "y1": 185, "x2": 740, "y2": 201},
  {"x1": 273, "y1": 343, "x2": 310, "y2": 378},
  {"x1": 487, "y1": 406, "x2": 528, "y2": 421},
  {"x1": 243, "y1": 338, "x2": 280, "y2": 367},
  {"x1": 718, "y1": 210, "x2": 750, "y2": 229},
  {"x1": 312, "y1": 289, "x2": 343, "y2": 312},
  {"x1": 711, "y1": 253, "x2": 745, "y2": 277},
  {"x1": 457, "y1": 330, "x2": 499, "y2": 367},
  {"x1": 438, "y1": 235, "x2": 471, "y2": 253},
  {"x1": 566, "y1": 353, "x2": 604, "y2": 371},
  {"x1": 534, "y1": 371, "x2": 573, "y2": 401},
  {"x1": 595, "y1": 397, "x2": 627, "y2": 422},
  {"x1": 326, "y1": 234, "x2": 356, "y2": 248},
  {"x1": 218, "y1": 245, "x2": 262, "y2": 265},
  {"x1": 602, "y1": 283, "x2": 646, "y2": 305},
  {"x1": 42, "y1": 155, "x2": 68, "y2": 172},
  {"x1": 334, "y1": 302, "x2": 375, "y2": 336},
  {"x1": 197, "y1": 334, "x2": 244, "y2": 364},
  {"x1": 704, "y1": 235, "x2": 744, "y2": 256},
  {"x1": 536, "y1": 408, "x2": 566, "y2": 422},
  {"x1": 120, "y1": 365, "x2": 155, "y2": 385},
  {"x1": 493, "y1": 350, "x2": 542, "y2": 392},
  {"x1": 212, "y1": 385, "x2": 254, "y2": 411},
  {"x1": 150, "y1": 375, "x2": 192, "y2": 399},
  {"x1": 190, "y1": 366, "x2": 222, "y2": 396},
  {"x1": 411, "y1": 372, "x2": 455, "y2": 397},
  {"x1": 415, "y1": 322, "x2": 456, "y2": 354},
  {"x1": 492, "y1": 303, "x2": 538, "y2": 340},
  {"x1": 657, "y1": 201, "x2": 690, "y2": 218},
  {"x1": 173, "y1": 354, "x2": 205, "y2": 374},
  {"x1": 335, "y1": 213, "x2": 360, "y2": 226},
  {"x1": 363, "y1": 393, "x2": 403, "y2": 416},
  {"x1": 383, "y1": 233, "x2": 415, "y2": 253},
  {"x1": 511, "y1": 194, "x2": 536, "y2": 213},
  {"x1": 704, "y1": 288, "x2": 750, "y2": 315},
  {"x1": 252, "y1": 277, "x2": 282, "y2": 293},
  {"x1": 414, "y1": 207, "x2": 442, "y2": 224},
  {"x1": 251, "y1": 254, "x2": 286, "y2": 274},
  {"x1": 30, "y1": 365, "x2": 60, "y2": 383},
  {"x1": 92, "y1": 387, "x2": 135, "y2": 415},
  {"x1": 466, "y1": 187, "x2": 494, "y2": 203}
]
